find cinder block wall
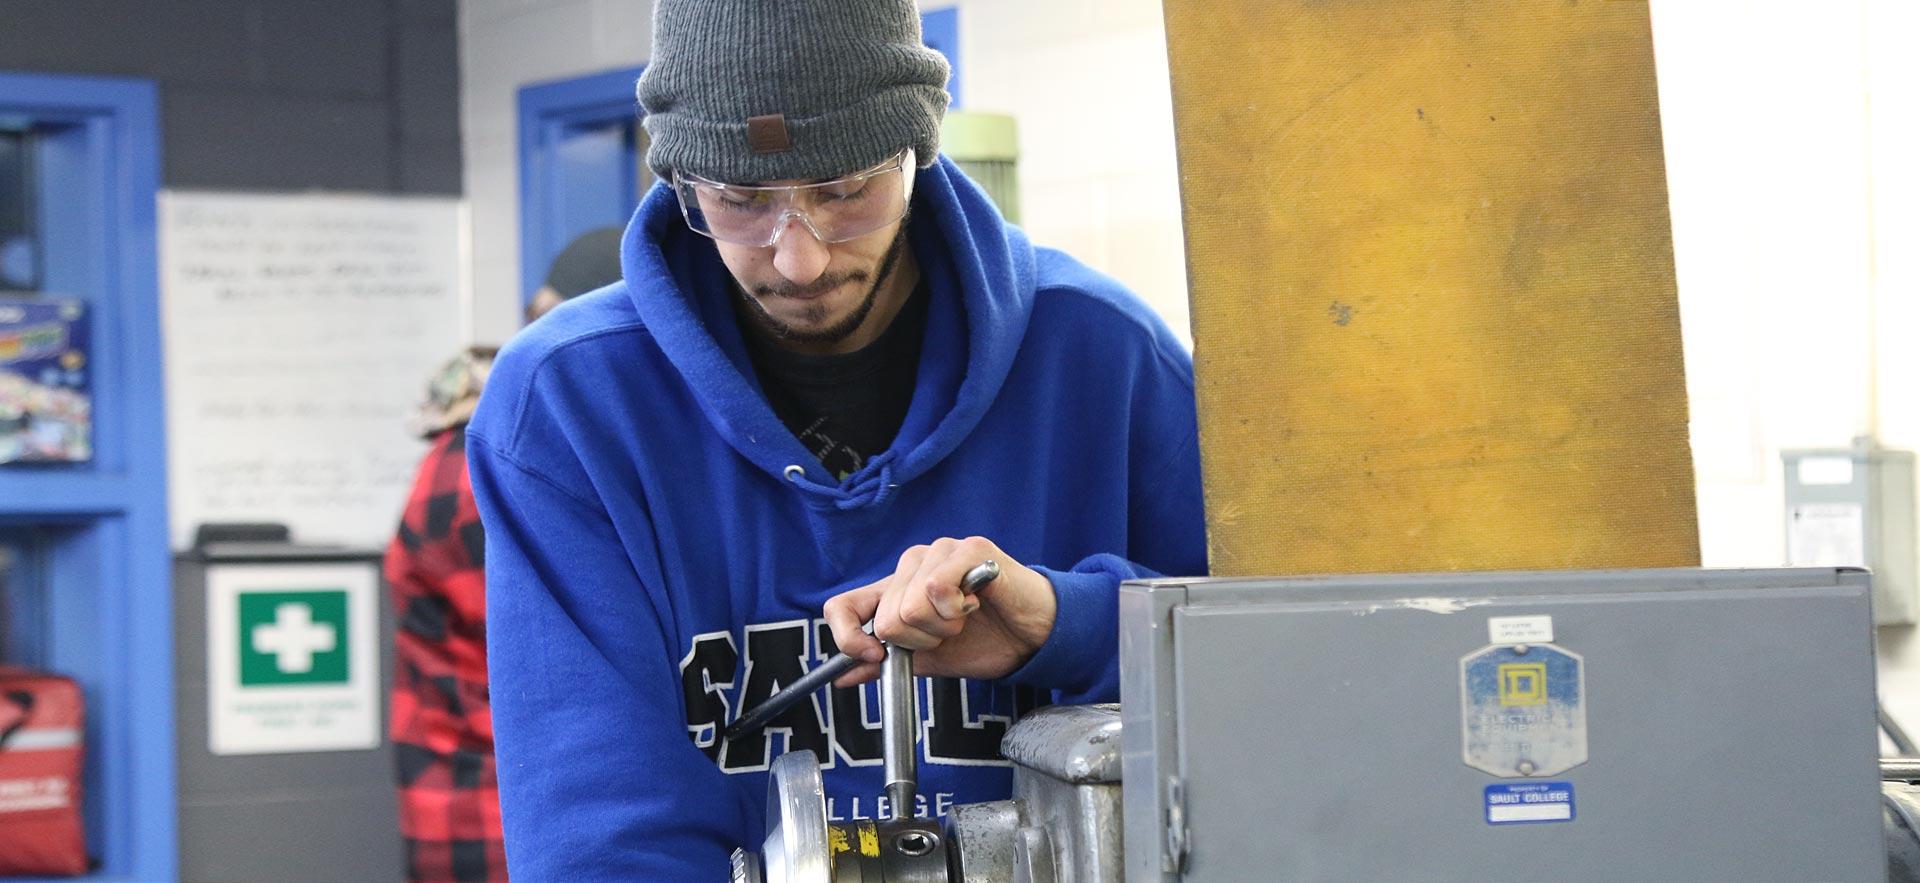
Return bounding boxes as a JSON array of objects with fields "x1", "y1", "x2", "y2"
[{"x1": 0, "y1": 0, "x2": 462, "y2": 193}]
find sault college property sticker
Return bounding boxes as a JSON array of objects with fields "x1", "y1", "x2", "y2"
[{"x1": 207, "y1": 562, "x2": 378, "y2": 755}]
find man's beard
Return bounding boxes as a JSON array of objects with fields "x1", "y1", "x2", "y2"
[{"x1": 735, "y1": 226, "x2": 909, "y2": 347}]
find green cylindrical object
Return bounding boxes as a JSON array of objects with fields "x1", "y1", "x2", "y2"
[{"x1": 940, "y1": 111, "x2": 1019, "y2": 223}]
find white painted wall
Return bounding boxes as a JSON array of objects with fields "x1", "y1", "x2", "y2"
[
  {"x1": 459, "y1": 0, "x2": 652, "y2": 345},
  {"x1": 921, "y1": 0, "x2": 1190, "y2": 343},
  {"x1": 1651, "y1": 0, "x2": 1920, "y2": 740}
]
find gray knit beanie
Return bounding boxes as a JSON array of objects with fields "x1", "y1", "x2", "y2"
[{"x1": 636, "y1": 0, "x2": 951, "y2": 184}]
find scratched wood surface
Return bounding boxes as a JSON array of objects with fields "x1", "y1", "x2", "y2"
[{"x1": 1164, "y1": 0, "x2": 1700, "y2": 575}]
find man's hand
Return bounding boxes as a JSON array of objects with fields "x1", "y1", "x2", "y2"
[{"x1": 823, "y1": 537, "x2": 1055, "y2": 687}]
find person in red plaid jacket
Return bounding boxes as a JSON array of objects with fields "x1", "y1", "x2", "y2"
[
  {"x1": 386, "y1": 231, "x2": 621, "y2": 882},
  {"x1": 387, "y1": 345, "x2": 507, "y2": 883}
]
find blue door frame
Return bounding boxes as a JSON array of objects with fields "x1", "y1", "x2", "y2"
[
  {"x1": 921, "y1": 7, "x2": 960, "y2": 109},
  {"x1": 0, "y1": 71, "x2": 173, "y2": 883},
  {"x1": 516, "y1": 65, "x2": 648, "y2": 310}
]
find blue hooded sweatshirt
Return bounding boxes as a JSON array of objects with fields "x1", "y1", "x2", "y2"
[{"x1": 467, "y1": 157, "x2": 1206, "y2": 879}]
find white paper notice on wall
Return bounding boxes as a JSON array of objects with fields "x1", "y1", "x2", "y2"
[
  {"x1": 1787, "y1": 502, "x2": 1867, "y2": 567},
  {"x1": 161, "y1": 192, "x2": 467, "y2": 550}
]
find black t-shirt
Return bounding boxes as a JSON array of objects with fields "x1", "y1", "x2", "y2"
[{"x1": 744, "y1": 284, "x2": 930, "y2": 480}]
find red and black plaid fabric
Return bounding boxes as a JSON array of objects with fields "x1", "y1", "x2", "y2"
[{"x1": 386, "y1": 427, "x2": 507, "y2": 883}]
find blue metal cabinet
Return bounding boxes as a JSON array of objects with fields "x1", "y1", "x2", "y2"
[{"x1": 0, "y1": 71, "x2": 173, "y2": 883}]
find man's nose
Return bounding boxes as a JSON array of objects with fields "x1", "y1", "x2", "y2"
[{"x1": 771, "y1": 214, "x2": 830, "y2": 285}]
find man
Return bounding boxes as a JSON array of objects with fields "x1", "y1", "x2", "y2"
[
  {"x1": 522, "y1": 227, "x2": 622, "y2": 324},
  {"x1": 387, "y1": 230, "x2": 622, "y2": 883},
  {"x1": 466, "y1": 0, "x2": 1207, "y2": 877}
]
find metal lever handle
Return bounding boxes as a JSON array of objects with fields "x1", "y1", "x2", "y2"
[
  {"x1": 880, "y1": 638, "x2": 917, "y2": 820},
  {"x1": 722, "y1": 560, "x2": 1001, "y2": 748},
  {"x1": 878, "y1": 559, "x2": 998, "y2": 822}
]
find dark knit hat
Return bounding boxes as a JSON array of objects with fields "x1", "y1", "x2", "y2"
[
  {"x1": 542, "y1": 227, "x2": 624, "y2": 299},
  {"x1": 636, "y1": 0, "x2": 951, "y2": 185}
]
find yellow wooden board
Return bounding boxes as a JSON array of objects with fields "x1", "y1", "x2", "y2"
[{"x1": 1165, "y1": 0, "x2": 1699, "y2": 576}]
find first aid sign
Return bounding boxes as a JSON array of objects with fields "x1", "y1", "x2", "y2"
[{"x1": 208, "y1": 563, "x2": 378, "y2": 755}]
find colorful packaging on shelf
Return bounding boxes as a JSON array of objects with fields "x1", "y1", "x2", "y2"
[
  {"x1": 0, "y1": 665, "x2": 89, "y2": 876},
  {"x1": 0, "y1": 295, "x2": 91, "y2": 464}
]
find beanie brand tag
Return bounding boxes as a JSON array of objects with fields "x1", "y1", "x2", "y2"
[{"x1": 746, "y1": 114, "x2": 794, "y2": 155}]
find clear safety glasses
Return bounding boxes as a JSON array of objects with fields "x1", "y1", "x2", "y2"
[{"x1": 672, "y1": 149, "x2": 916, "y2": 247}]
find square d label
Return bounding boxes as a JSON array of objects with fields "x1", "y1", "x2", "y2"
[{"x1": 238, "y1": 590, "x2": 350, "y2": 686}]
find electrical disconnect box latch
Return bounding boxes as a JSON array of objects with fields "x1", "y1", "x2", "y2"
[{"x1": 1783, "y1": 439, "x2": 1918, "y2": 625}]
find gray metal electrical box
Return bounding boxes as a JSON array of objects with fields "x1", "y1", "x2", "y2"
[
  {"x1": 1119, "y1": 568, "x2": 1884, "y2": 882},
  {"x1": 1784, "y1": 441, "x2": 1918, "y2": 625}
]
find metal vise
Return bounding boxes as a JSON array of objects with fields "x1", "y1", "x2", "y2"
[{"x1": 730, "y1": 704, "x2": 1122, "y2": 883}]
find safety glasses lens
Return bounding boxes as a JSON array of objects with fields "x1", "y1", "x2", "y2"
[{"x1": 674, "y1": 153, "x2": 914, "y2": 247}]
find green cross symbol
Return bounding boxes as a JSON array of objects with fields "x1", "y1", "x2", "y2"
[{"x1": 238, "y1": 591, "x2": 349, "y2": 686}]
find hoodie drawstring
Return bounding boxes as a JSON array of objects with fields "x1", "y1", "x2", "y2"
[{"x1": 782, "y1": 453, "x2": 899, "y2": 511}]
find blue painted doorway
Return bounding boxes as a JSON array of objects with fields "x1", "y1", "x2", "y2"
[
  {"x1": 0, "y1": 71, "x2": 173, "y2": 882},
  {"x1": 516, "y1": 65, "x2": 650, "y2": 311}
]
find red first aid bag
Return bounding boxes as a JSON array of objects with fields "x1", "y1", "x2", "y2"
[{"x1": 0, "y1": 666, "x2": 89, "y2": 876}]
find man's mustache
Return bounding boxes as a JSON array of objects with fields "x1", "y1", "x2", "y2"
[{"x1": 754, "y1": 271, "x2": 869, "y2": 299}]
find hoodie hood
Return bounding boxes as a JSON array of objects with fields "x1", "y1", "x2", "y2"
[{"x1": 618, "y1": 155, "x2": 1036, "y2": 512}]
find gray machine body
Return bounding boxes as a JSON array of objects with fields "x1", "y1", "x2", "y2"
[
  {"x1": 1117, "y1": 568, "x2": 1885, "y2": 882},
  {"x1": 953, "y1": 703, "x2": 1126, "y2": 882}
]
